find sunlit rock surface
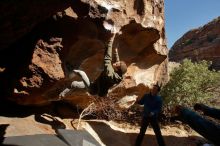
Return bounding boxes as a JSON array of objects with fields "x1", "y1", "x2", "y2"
[
  {"x1": 169, "y1": 16, "x2": 220, "y2": 70},
  {"x1": 0, "y1": 0, "x2": 168, "y2": 108}
]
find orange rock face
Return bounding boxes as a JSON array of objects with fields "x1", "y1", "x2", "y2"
[
  {"x1": 169, "y1": 17, "x2": 220, "y2": 70},
  {"x1": 0, "y1": 0, "x2": 168, "y2": 107}
]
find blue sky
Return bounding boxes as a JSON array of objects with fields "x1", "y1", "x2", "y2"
[{"x1": 165, "y1": 0, "x2": 220, "y2": 48}]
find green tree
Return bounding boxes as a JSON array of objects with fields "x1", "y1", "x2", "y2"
[{"x1": 161, "y1": 59, "x2": 220, "y2": 112}]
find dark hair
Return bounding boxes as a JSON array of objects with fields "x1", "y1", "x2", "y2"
[
  {"x1": 120, "y1": 61, "x2": 127, "y2": 74},
  {"x1": 115, "y1": 61, "x2": 127, "y2": 76},
  {"x1": 153, "y1": 84, "x2": 161, "y2": 92}
]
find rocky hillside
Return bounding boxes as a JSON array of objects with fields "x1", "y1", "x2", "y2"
[
  {"x1": 169, "y1": 16, "x2": 220, "y2": 70},
  {"x1": 0, "y1": 0, "x2": 168, "y2": 108}
]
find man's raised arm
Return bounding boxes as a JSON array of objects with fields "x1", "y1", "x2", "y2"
[
  {"x1": 104, "y1": 34, "x2": 116, "y2": 63},
  {"x1": 103, "y1": 33, "x2": 116, "y2": 74}
]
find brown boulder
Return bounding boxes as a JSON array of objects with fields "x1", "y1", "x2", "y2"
[{"x1": 0, "y1": 0, "x2": 168, "y2": 108}]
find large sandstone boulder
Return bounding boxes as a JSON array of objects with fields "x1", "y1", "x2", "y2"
[
  {"x1": 0, "y1": 0, "x2": 168, "y2": 108},
  {"x1": 0, "y1": 0, "x2": 71, "y2": 51},
  {"x1": 169, "y1": 16, "x2": 220, "y2": 70}
]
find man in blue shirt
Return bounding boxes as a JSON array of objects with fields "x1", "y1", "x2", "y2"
[{"x1": 135, "y1": 84, "x2": 165, "y2": 146}]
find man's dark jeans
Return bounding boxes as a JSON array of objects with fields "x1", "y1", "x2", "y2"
[{"x1": 135, "y1": 116, "x2": 165, "y2": 146}]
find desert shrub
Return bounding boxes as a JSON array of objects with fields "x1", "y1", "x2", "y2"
[
  {"x1": 184, "y1": 39, "x2": 193, "y2": 46},
  {"x1": 207, "y1": 34, "x2": 217, "y2": 42},
  {"x1": 91, "y1": 96, "x2": 126, "y2": 120},
  {"x1": 161, "y1": 59, "x2": 220, "y2": 114},
  {"x1": 76, "y1": 96, "x2": 130, "y2": 121},
  {"x1": 75, "y1": 95, "x2": 143, "y2": 128}
]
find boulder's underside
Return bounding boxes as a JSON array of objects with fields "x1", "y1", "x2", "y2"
[{"x1": 0, "y1": 0, "x2": 168, "y2": 108}]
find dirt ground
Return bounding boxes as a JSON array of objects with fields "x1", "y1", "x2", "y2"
[
  {"x1": 0, "y1": 114, "x2": 206, "y2": 146},
  {"x1": 77, "y1": 120, "x2": 206, "y2": 146},
  {"x1": 0, "y1": 100, "x2": 208, "y2": 146}
]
